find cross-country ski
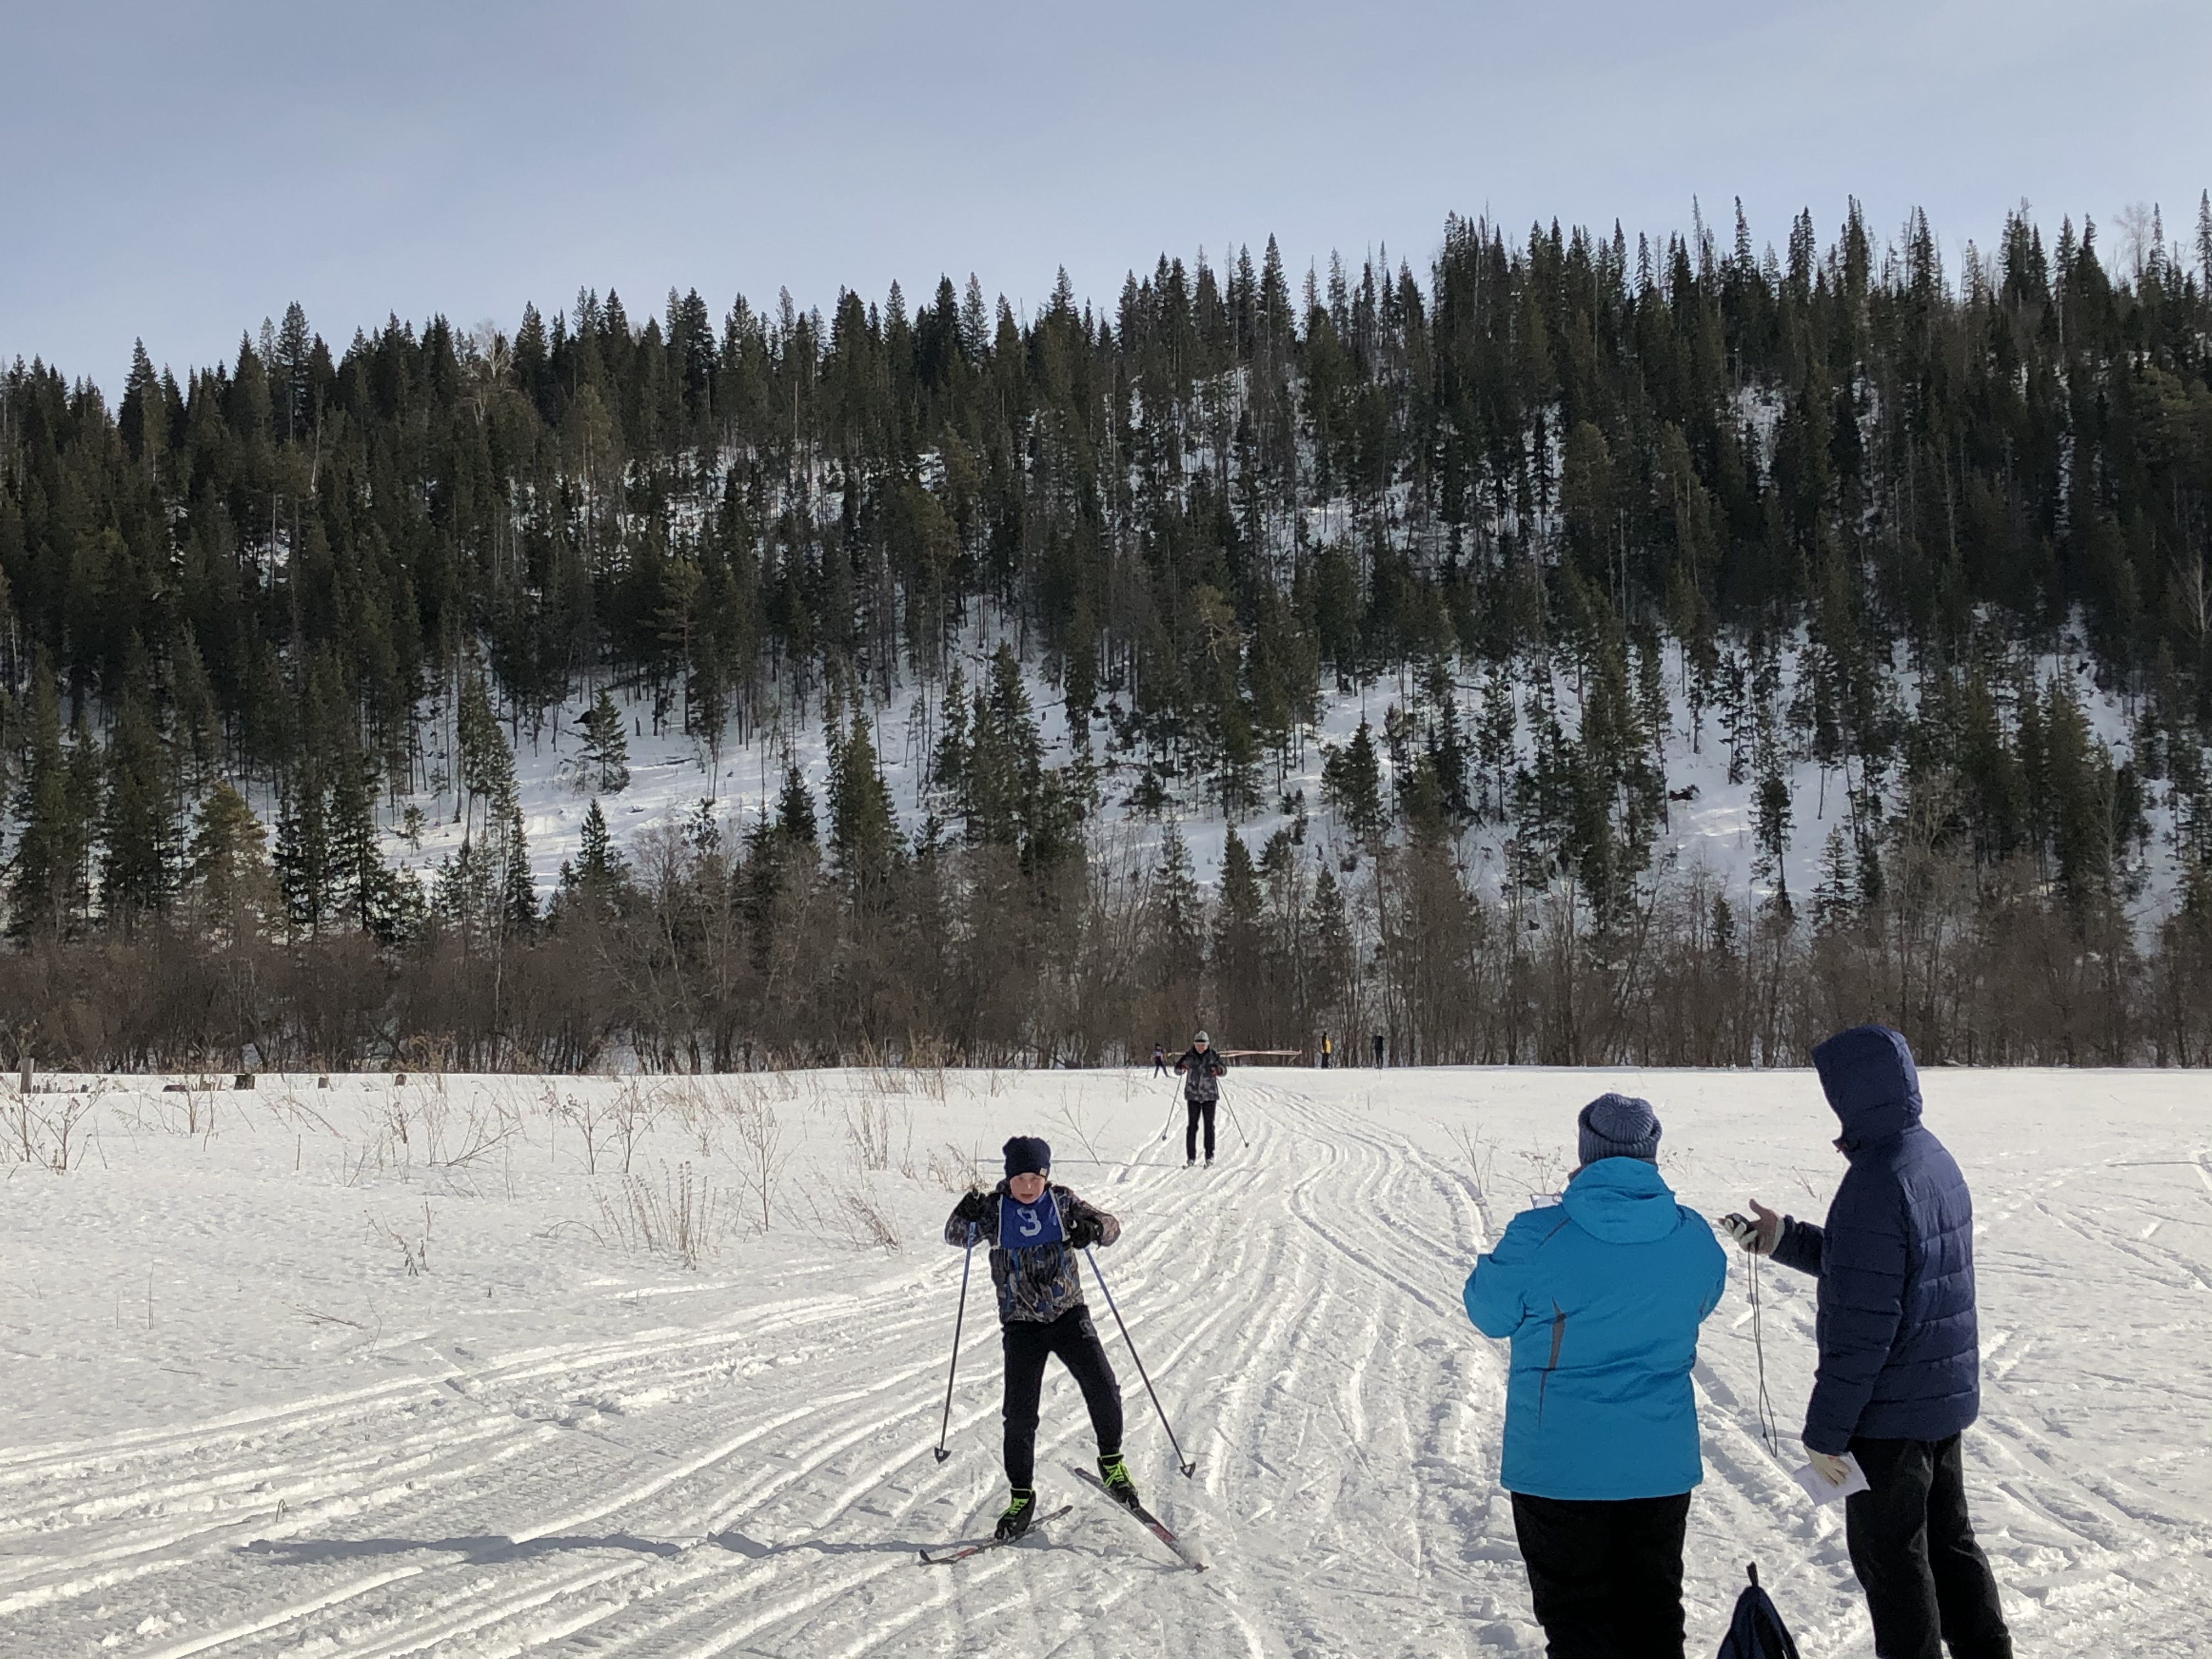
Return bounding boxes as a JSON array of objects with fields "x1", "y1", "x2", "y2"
[
  {"x1": 916, "y1": 1505, "x2": 1073, "y2": 1566},
  {"x1": 1070, "y1": 1467, "x2": 1206, "y2": 1572}
]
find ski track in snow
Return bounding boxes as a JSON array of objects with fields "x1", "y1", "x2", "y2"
[{"x1": 2, "y1": 1069, "x2": 2210, "y2": 1655}]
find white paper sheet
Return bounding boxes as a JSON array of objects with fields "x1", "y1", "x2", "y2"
[{"x1": 1791, "y1": 1453, "x2": 1871, "y2": 1506}]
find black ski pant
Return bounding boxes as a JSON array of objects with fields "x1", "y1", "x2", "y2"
[
  {"x1": 1844, "y1": 1434, "x2": 2012, "y2": 1659},
  {"x1": 1185, "y1": 1098, "x2": 1217, "y2": 1161},
  {"x1": 1510, "y1": 1489, "x2": 1691, "y2": 1658},
  {"x1": 1001, "y1": 1305, "x2": 1121, "y2": 1489}
]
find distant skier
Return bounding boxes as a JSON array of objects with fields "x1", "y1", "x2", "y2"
[
  {"x1": 945, "y1": 1136, "x2": 1137, "y2": 1540},
  {"x1": 1173, "y1": 1031, "x2": 1227, "y2": 1166},
  {"x1": 1372, "y1": 1030, "x2": 1385, "y2": 1067},
  {"x1": 1151, "y1": 1042, "x2": 1169, "y2": 1077},
  {"x1": 1319, "y1": 1033, "x2": 1333, "y2": 1069}
]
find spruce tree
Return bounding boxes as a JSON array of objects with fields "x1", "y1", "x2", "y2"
[
  {"x1": 99, "y1": 695, "x2": 178, "y2": 926},
  {"x1": 776, "y1": 763, "x2": 819, "y2": 847},
  {"x1": 828, "y1": 712, "x2": 898, "y2": 895},
  {"x1": 578, "y1": 686, "x2": 631, "y2": 792},
  {"x1": 8, "y1": 668, "x2": 89, "y2": 937},
  {"x1": 1322, "y1": 718, "x2": 1386, "y2": 842},
  {"x1": 187, "y1": 781, "x2": 274, "y2": 926}
]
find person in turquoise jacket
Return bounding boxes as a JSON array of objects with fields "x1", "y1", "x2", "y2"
[{"x1": 1464, "y1": 1092, "x2": 1728, "y2": 1659}]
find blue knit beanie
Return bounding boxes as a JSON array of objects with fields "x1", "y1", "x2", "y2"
[
  {"x1": 1577, "y1": 1093, "x2": 1661, "y2": 1165},
  {"x1": 1002, "y1": 1135, "x2": 1052, "y2": 1180}
]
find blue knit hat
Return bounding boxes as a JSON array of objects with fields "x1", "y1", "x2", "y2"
[
  {"x1": 1577, "y1": 1093, "x2": 1661, "y2": 1165},
  {"x1": 1002, "y1": 1135, "x2": 1052, "y2": 1180}
]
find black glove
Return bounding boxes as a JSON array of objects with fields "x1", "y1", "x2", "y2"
[
  {"x1": 1064, "y1": 1214, "x2": 1101, "y2": 1249},
  {"x1": 953, "y1": 1189, "x2": 994, "y2": 1224}
]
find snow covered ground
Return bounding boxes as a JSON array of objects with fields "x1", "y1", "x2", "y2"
[{"x1": 2, "y1": 1065, "x2": 2207, "y2": 1656}]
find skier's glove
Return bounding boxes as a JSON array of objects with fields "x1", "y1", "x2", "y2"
[
  {"x1": 952, "y1": 1189, "x2": 994, "y2": 1224},
  {"x1": 1064, "y1": 1215, "x2": 1101, "y2": 1249}
]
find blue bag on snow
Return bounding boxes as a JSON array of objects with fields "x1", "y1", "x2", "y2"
[{"x1": 1716, "y1": 1563, "x2": 1799, "y2": 1659}]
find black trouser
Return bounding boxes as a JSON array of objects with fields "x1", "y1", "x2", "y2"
[
  {"x1": 1001, "y1": 1306, "x2": 1122, "y2": 1489},
  {"x1": 1511, "y1": 1490, "x2": 1691, "y2": 1658},
  {"x1": 1185, "y1": 1098, "x2": 1216, "y2": 1161},
  {"x1": 1845, "y1": 1435, "x2": 2012, "y2": 1659}
]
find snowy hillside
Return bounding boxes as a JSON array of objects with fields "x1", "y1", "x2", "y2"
[
  {"x1": 384, "y1": 627, "x2": 2181, "y2": 919},
  {"x1": 2, "y1": 1065, "x2": 2206, "y2": 1655}
]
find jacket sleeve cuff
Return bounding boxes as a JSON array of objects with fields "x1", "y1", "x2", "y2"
[
  {"x1": 1769, "y1": 1217, "x2": 1821, "y2": 1276},
  {"x1": 1801, "y1": 1424, "x2": 1853, "y2": 1455}
]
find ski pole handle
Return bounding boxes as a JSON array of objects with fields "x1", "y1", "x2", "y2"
[
  {"x1": 1085, "y1": 1246, "x2": 1197, "y2": 1478},
  {"x1": 934, "y1": 1226, "x2": 977, "y2": 1462}
]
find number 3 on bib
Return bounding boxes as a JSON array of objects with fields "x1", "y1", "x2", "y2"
[{"x1": 998, "y1": 1192, "x2": 1066, "y2": 1249}]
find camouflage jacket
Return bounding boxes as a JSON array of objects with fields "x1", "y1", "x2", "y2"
[{"x1": 943, "y1": 1181, "x2": 1122, "y2": 1324}]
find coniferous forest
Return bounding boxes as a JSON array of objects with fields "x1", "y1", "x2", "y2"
[{"x1": 4, "y1": 198, "x2": 2212, "y2": 1071}]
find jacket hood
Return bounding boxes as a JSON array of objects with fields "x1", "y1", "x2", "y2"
[
  {"x1": 1561, "y1": 1156, "x2": 1683, "y2": 1244},
  {"x1": 1812, "y1": 1024, "x2": 1923, "y2": 1148}
]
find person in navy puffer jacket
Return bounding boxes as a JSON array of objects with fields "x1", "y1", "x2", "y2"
[
  {"x1": 1465, "y1": 1093, "x2": 1726, "y2": 1658},
  {"x1": 1727, "y1": 1025, "x2": 2012, "y2": 1659}
]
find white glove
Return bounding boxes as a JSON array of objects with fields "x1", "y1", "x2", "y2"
[{"x1": 1719, "y1": 1201, "x2": 1781, "y2": 1255}]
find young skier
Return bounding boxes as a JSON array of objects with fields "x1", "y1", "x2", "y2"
[
  {"x1": 945, "y1": 1136, "x2": 1138, "y2": 1539},
  {"x1": 1151, "y1": 1042, "x2": 1169, "y2": 1077},
  {"x1": 1172, "y1": 1031, "x2": 1227, "y2": 1166}
]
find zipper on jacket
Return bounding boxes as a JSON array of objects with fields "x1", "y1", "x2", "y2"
[{"x1": 1538, "y1": 1303, "x2": 1567, "y2": 1424}]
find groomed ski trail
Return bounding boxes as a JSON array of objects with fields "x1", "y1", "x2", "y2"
[{"x1": 5, "y1": 1068, "x2": 2210, "y2": 1655}]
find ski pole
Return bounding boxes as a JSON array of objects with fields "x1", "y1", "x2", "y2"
[
  {"x1": 1219, "y1": 1094, "x2": 1250, "y2": 1148},
  {"x1": 1084, "y1": 1246, "x2": 1196, "y2": 1477},
  {"x1": 934, "y1": 1225, "x2": 977, "y2": 1462},
  {"x1": 1156, "y1": 1084, "x2": 1183, "y2": 1143}
]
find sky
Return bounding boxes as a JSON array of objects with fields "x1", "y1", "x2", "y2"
[{"x1": 4, "y1": 0, "x2": 2208, "y2": 396}]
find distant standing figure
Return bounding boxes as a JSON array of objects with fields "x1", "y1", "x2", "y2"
[
  {"x1": 1151, "y1": 1043, "x2": 1169, "y2": 1077},
  {"x1": 1320, "y1": 1034, "x2": 1333, "y2": 1070},
  {"x1": 1173, "y1": 1031, "x2": 1227, "y2": 1167},
  {"x1": 1372, "y1": 1031, "x2": 1385, "y2": 1068}
]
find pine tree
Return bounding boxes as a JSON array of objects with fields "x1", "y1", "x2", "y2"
[
  {"x1": 8, "y1": 667, "x2": 89, "y2": 937},
  {"x1": 776, "y1": 763, "x2": 819, "y2": 847},
  {"x1": 929, "y1": 662, "x2": 970, "y2": 806},
  {"x1": 1212, "y1": 828, "x2": 1264, "y2": 1031},
  {"x1": 561, "y1": 797, "x2": 630, "y2": 906},
  {"x1": 275, "y1": 772, "x2": 332, "y2": 934},
  {"x1": 1322, "y1": 718, "x2": 1386, "y2": 842},
  {"x1": 578, "y1": 686, "x2": 631, "y2": 792},
  {"x1": 828, "y1": 712, "x2": 898, "y2": 895},
  {"x1": 328, "y1": 748, "x2": 406, "y2": 940},
  {"x1": 99, "y1": 695, "x2": 178, "y2": 926},
  {"x1": 187, "y1": 781, "x2": 274, "y2": 926},
  {"x1": 457, "y1": 664, "x2": 517, "y2": 834}
]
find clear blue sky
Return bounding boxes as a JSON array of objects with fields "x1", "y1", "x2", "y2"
[{"x1": 5, "y1": 0, "x2": 2208, "y2": 394}]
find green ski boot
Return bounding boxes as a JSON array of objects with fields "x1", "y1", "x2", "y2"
[
  {"x1": 1097, "y1": 1452, "x2": 1142, "y2": 1510},
  {"x1": 994, "y1": 1486, "x2": 1038, "y2": 1541}
]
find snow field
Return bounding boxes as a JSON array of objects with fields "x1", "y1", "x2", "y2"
[{"x1": 0, "y1": 1066, "x2": 2208, "y2": 1655}]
